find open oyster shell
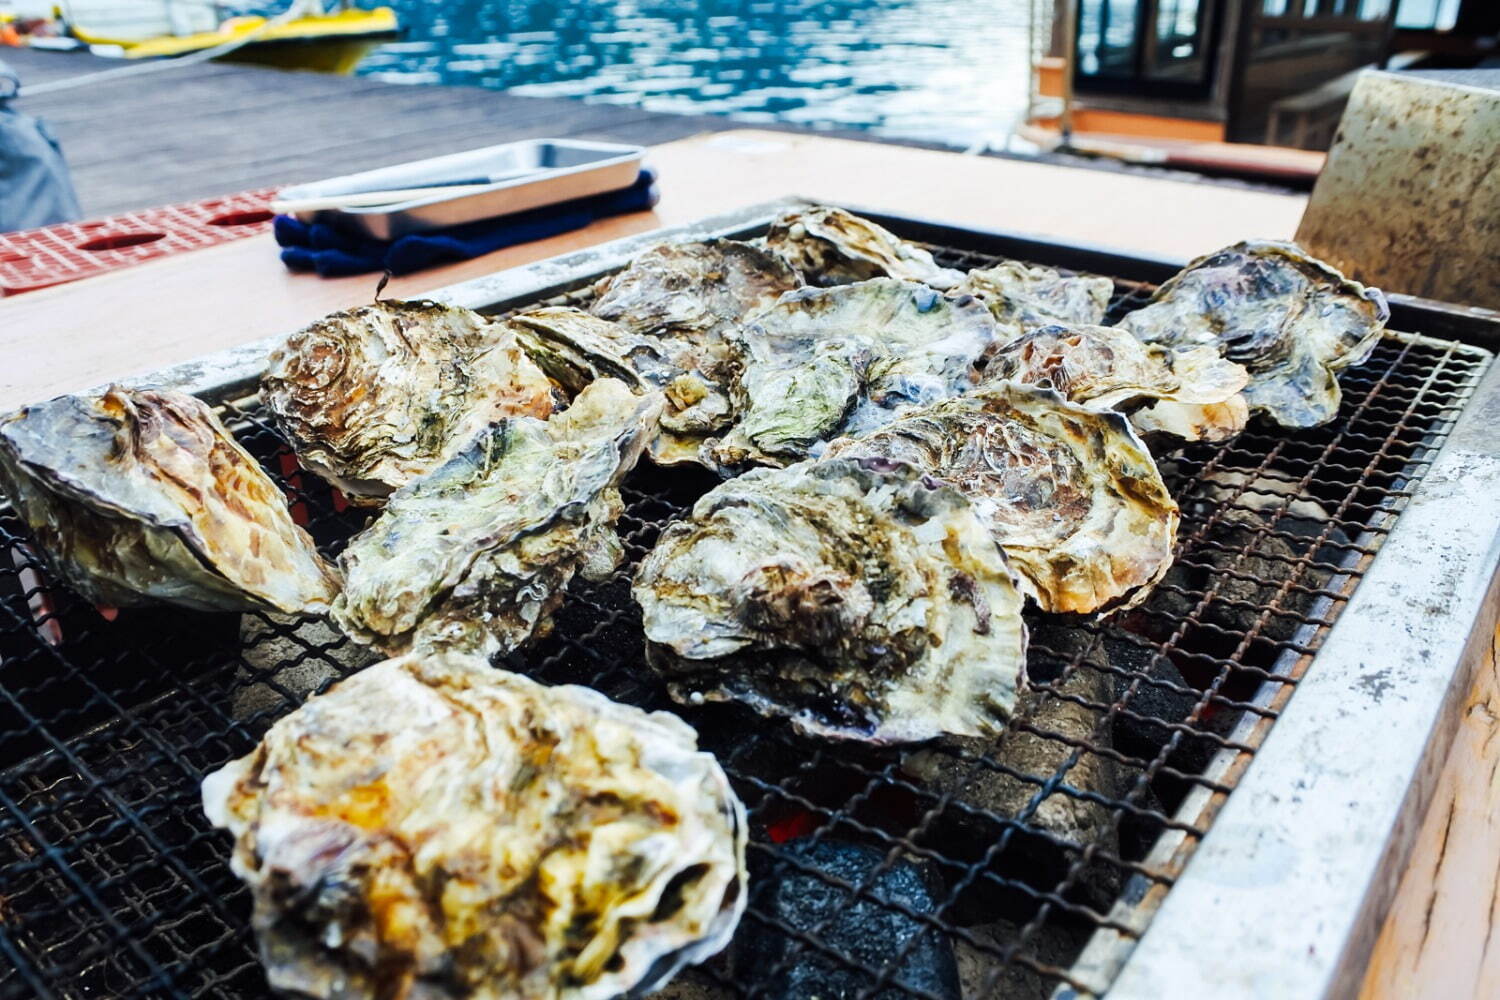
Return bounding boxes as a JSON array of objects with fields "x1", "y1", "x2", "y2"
[
  {"x1": 957, "y1": 261, "x2": 1114, "y2": 336},
  {"x1": 0, "y1": 387, "x2": 338, "y2": 614},
  {"x1": 504, "y1": 305, "x2": 655, "y2": 396},
  {"x1": 765, "y1": 206, "x2": 964, "y2": 289},
  {"x1": 987, "y1": 323, "x2": 1251, "y2": 441},
  {"x1": 588, "y1": 238, "x2": 803, "y2": 465},
  {"x1": 710, "y1": 278, "x2": 999, "y2": 469},
  {"x1": 202, "y1": 652, "x2": 747, "y2": 1000},
  {"x1": 262, "y1": 300, "x2": 556, "y2": 506},
  {"x1": 634, "y1": 457, "x2": 1027, "y2": 743},
  {"x1": 1130, "y1": 395, "x2": 1252, "y2": 444},
  {"x1": 1117, "y1": 240, "x2": 1389, "y2": 428},
  {"x1": 824, "y1": 382, "x2": 1178, "y2": 614},
  {"x1": 332, "y1": 379, "x2": 661, "y2": 656}
]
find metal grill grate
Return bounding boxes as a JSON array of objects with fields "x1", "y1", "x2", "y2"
[{"x1": 0, "y1": 237, "x2": 1490, "y2": 1000}]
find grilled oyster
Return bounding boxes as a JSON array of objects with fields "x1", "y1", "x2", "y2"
[
  {"x1": 711, "y1": 279, "x2": 999, "y2": 469},
  {"x1": 262, "y1": 300, "x2": 556, "y2": 506},
  {"x1": 634, "y1": 457, "x2": 1027, "y2": 743},
  {"x1": 504, "y1": 306, "x2": 654, "y2": 396},
  {"x1": 1130, "y1": 395, "x2": 1252, "y2": 444},
  {"x1": 765, "y1": 206, "x2": 964, "y2": 289},
  {"x1": 0, "y1": 387, "x2": 337, "y2": 614},
  {"x1": 987, "y1": 324, "x2": 1251, "y2": 441},
  {"x1": 1117, "y1": 240, "x2": 1389, "y2": 428},
  {"x1": 958, "y1": 261, "x2": 1114, "y2": 336},
  {"x1": 203, "y1": 652, "x2": 747, "y2": 1000},
  {"x1": 332, "y1": 379, "x2": 661, "y2": 656},
  {"x1": 588, "y1": 239, "x2": 803, "y2": 465},
  {"x1": 824, "y1": 383, "x2": 1178, "y2": 614}
]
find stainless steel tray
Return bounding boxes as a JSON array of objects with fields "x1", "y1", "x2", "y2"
[{"x1": 277, "y1": 139, "x2": 645, "y2": 240}]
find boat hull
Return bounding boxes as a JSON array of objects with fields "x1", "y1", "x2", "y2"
[
  {"x1": 216, "y1": 34, "x2": 393, "y2": 75},
  {"x1": 68, "y1": 7, "x2": 398, "y2": 76}
]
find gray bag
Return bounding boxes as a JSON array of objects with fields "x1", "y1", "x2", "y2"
[{"x1": 0, "y1": 58, "x2": 82, "y2": 232}]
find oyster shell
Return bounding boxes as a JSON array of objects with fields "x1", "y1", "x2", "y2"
[
  {"x1": 202, "y1": 652, "x2": 747, "y2": 1000},
  {"x1": 957, "y1": 261, "x2": 1114, "y2": 336},
  {"x1": 634, "y1": 457, "x2": 1027, "y2": 743},
  {"x1": 262, "y1": 300, "x2": 556, "y2": 506},
  {"x1": 504, "y1": 305, "x2": 654, "y2": 396},
  {"x1": 333, "y1": 379, "x2": 661, "y2": 656},
  {"x1": 824, "y1": 382, "x2": 1178, "y2": 614},
  {"x1": 588, "y1": 239, "x2": 803, "y2": 465},
  {"x1": 0, "y1": 387, "x2": 338, "y2": 614},
  {"x1": 986, "y1": 323, "x2": 1251, "y2": 441},
  {"x1": 1117, "y1": 240, "x2": 1389, "y2": 428},
  {"x1": 765, "y1": 206, "x2": 964, "y2": 289},
  {"x1": 1130, "y1": 395, "x2": 1252, "y2": 444},
  {"x1": 711, "y1": 279, "x2": 999, "y2": 469}
]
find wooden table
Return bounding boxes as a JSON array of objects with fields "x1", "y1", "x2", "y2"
[{"x1": 0, "y1": 129, "x2": 1492, "y2": 997}]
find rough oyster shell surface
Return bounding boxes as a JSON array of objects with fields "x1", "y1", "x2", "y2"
[
  {"x1": 824, "y1": 382, "x2": 1178, "y2": 614},
  {"x1": 332, "y1": 378, "x2": 661, "y2": 656},
  {"x1": 588, "y1": 239, "x2": 803, "y2": 465},
  {"x1": 1130, "y1": 394, "x2": 1252, "y2": 444},
  {"x1": 987, "y1": 323, "x2": 1251, "y2": 442},
  {"x1": 1117, "y1": 240, "x2": 1389, "y2": 428},
  {"x1": 957, "y1": 261, "x2": 1114, "y2": 336},
  {"x1": 503, "y1": 305, "x2": 654, "y2": 396},
  {"x1": 202, "y1": 652, "x2": 747, "y2": 1000},
  {"x1": 712, "y1": 278, "x2": 998, "y2": 468},
  {"x1": 634, "y1": 456, "x2": 1027, "y2": 743},
  {"x1": 765, "y1": 206, "x2": 964, "y2": 289},
  {"x1": 0, "y1": 387, "x2": 338, "y2": 614},
  {"x1": 262, "y1": 300, "x2": 556, "y2": 506}
]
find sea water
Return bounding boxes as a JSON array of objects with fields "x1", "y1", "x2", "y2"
[{"x1": 260, "y1": 0, "x2": 1037, "y2": 148}]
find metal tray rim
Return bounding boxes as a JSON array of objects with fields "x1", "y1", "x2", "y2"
[{"x1": 278, "y1": 138, "x2": 646, "y2": 240}]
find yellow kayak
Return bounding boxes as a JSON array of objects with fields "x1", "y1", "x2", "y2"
[{"x1": 68, "y1": 7, "x2": 399, "y2": 74}]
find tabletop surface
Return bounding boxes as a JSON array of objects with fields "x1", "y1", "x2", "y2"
[
  {"x1": 0, "y1": 129, "x2": 1309, "y2": 409},
  {"x1": 0, "y1": 128, "x2": 1492, "y2": 999}
]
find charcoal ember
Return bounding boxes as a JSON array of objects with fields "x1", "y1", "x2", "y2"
[
  {"x1": 231, "y1": 613, "x2": 378, "y2": 720},
  {"x1": 953, "y1": 917, "x2": 1085, "y2": 1000},
  {"x1": 1194, "y1": 469, "x2": 1331, "y2": 526},
  {"x1": 902, "y1": 624, "x2": 1125, "y2": 913},
  {"x1": 1103, "y1": 635, "x2": 1223, "y2": 818},
  {"x1": 1107, "y1": 636, "x2": 1198, "y2": 767},
  {"x1": 903, "y1": 625, "x2": 1123, "y2": 850},
  {"x1": 1145, "y1": 470, "x2": 1342, "y2": 649},
  {"x1": 740, "y1": 839, "x2": 960, "y2": 999},
  {"x1": 1149, "y1": 519, "x2": 1306, "y2": 642},
  {"x1": 1113, "y1": 483, "x2": 1347, "y2": 809},
  {"x1": 645, "y1": 958, "x2": 734, "y2": 999},
  {"x1": 647, "y1": 978, "x2": 731, "y2": 1000}
]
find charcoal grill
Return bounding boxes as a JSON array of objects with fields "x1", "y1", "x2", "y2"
[{"x1": 3, "y1": 199, "x2": 1499, "y2": 1000}]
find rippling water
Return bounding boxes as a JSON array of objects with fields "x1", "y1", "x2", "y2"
[{"x1": 313, "y1": 1, "x2": 1035, "y2": 147}]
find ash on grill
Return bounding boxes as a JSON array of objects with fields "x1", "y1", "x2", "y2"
[{"x1": 0, "y1": 237, "x2": 1488, "y2": 1000}]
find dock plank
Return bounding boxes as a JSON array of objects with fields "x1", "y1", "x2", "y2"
[{"x1": 3, "y1": 46, "x2": 735, "y2": 215}]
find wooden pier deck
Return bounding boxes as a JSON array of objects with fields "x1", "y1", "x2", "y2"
[
  {"x1": 4, "y1": 46, "x2": 741, "y2": 217},
  {"x1": 4, "y1": 47, "x2": 1300, "y2": 221}
]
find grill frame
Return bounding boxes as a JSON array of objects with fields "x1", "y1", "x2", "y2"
[{"x1": 3, "y1": 197, "x2": 1500, "y2": 1000}]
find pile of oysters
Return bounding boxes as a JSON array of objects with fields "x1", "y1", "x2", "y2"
[{"x1": 0, "y1": 206, "x2": 1387, "y2": 999}]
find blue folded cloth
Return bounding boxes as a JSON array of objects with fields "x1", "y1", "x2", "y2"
[{"x1": 275, "y1": 167, "x2": 658, "y2": 277}]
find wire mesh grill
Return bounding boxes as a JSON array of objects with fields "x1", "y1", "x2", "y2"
[{"x1": 0, "y1": 237, "x2": 1490, "y2": 1000}]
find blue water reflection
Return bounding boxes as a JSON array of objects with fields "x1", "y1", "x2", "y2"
[{"x1": 270, "y1": 0, "x2": 1034, "y2": 146}]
